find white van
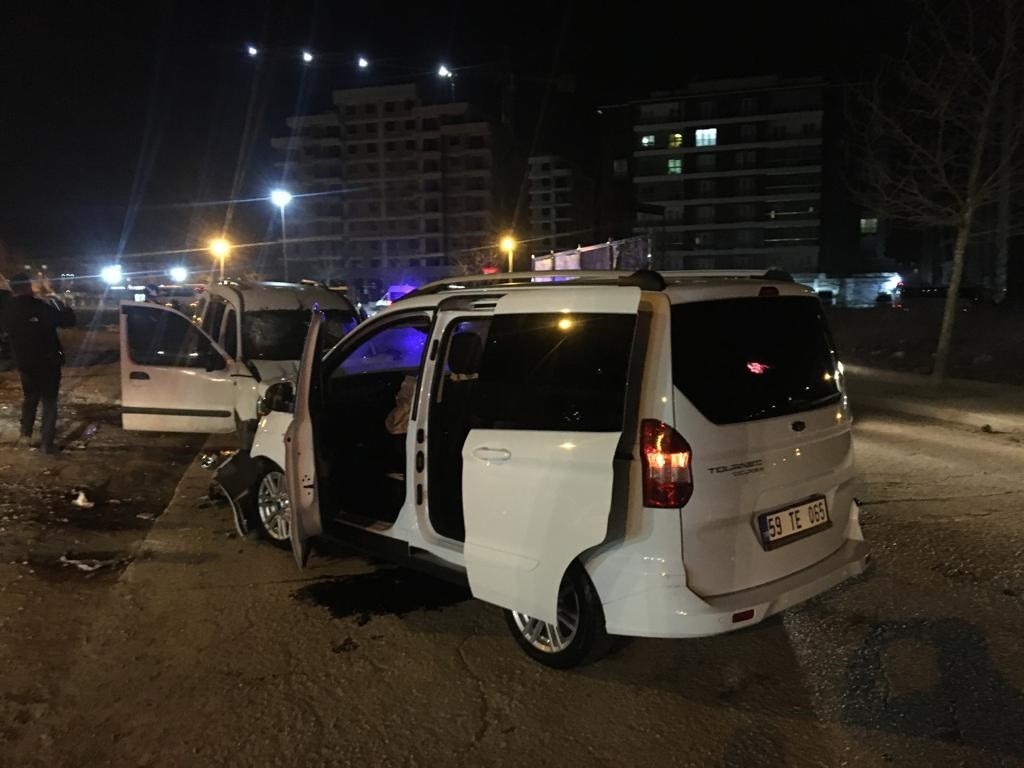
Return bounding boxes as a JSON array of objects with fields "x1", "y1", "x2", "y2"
[
  {"x1": 281, "y1": 270, "x2": 870, "y2": 667},
  {"x1": 119, "y1": 280, "x2": 359, "y2": 539}
]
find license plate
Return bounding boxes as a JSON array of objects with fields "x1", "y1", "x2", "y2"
[{"x1": 757, "y1": 497, "x2": 830, "y2": 549}]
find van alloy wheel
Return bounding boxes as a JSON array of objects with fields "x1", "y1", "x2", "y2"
[
  {"x1": 256, "y1": 469, "x2": 291, "y2": 542},
  {"x1": 504, "y1": 563, "x2": 609, "y2": 668},
  {"x1": 510, "y1": 582, "x2": 580, "y2": 653}
]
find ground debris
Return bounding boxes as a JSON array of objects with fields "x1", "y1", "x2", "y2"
[
  {"x1": 70, "y1": 490, "x2": 95, "y2": 509},
  {"x1": 57, "y1": 553, "x2": 123, "y2": 573}
]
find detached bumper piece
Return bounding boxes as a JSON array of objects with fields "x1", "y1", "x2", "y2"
[{"x1": 212, "y1": 450, "x2": 261, "y2": 537}]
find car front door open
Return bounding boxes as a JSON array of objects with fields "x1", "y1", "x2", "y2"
[
  {"x1": 119, "y1": 302, "x2": 236, "y2": 433},
  {"x1": 286, "y1": 309, "x2": 326, "y2": 568},
  {"x1": 461, "y1": 286, "x2": 642, "y2": 624}
]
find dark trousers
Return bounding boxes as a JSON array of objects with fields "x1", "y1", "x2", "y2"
[{"x1": 19, "y1": 364, "x2": 61, "y2": 451}]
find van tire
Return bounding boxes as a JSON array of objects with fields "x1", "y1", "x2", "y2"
[
  {"x1": 504, "y1": 562, "x2": 610, "y2": 669},
  {"x1": 245, "y1": 459, "x2": 291, "y2": 549}
]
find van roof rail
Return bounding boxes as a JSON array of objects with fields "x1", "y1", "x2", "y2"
[
  {"x1": 401, "y1": 270, "x2": 638, "y2": 299},
  {"x1": 399, "y1": 267, "x2": 793, "y2": 301}
]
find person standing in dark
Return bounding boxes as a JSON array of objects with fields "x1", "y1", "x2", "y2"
[{"x1": 1, "y1": 273, "x2": 76, "y2": 454}]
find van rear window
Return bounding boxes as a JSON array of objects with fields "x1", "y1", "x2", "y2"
[{"x1": 671, "y1": 296, "x2": 840, "y2": 424}]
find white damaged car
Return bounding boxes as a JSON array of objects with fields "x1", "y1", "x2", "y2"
[{"x1": 118, "y1": 279, "x2": 359, "y2": 543}]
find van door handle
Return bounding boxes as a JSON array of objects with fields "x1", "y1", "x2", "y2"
[
  {"x1": 472, "y1": 447, "x2": 511, "y2": 462},
  {"x1": 129, "y1": 371, "x2": 150, "y2": 381}
]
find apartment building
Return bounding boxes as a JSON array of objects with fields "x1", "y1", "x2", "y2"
[
  {"x1": 271, "y1": 84, "x2": 507, "y2": 299},
  {"x1": 525, "y1": 154, "x2": 593, "y2": 253},
  {"x1": 630, "y1": 77, "x2": 826, "y2": 272}
]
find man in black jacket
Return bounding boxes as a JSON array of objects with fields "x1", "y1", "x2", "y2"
[{"x1": 1, "y1": 273, "x2": 76, "y2": 454}]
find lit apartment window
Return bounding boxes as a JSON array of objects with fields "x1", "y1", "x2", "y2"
[
  {"x1": 695, "y1": 128, "x2": 717, "y2": 147},
  {"x1": 860, "y1": 217, "x2": 879, "y2": 234},
  {"x1": 667, "y1": 158, "x2": 683, "y2": 174},
  {"x1": 668, "y1": 132, "x2": 683, "y2": 148},
  {"x1": 641, "y1": 134, "x2": 656, "y2": 147}
]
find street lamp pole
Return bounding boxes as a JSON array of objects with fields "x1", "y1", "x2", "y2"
[
  {"x1": 280, "y1": 206, "x2": 289, "y2": 281},
  {"x1": 270, "y1": 188, "x2": 293, "y2": 281}
]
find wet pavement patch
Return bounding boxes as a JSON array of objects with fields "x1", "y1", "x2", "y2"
[
  {"x1": 294, "y1": 569, "x2": 470, "y2": 626},
  {"x1": 844, "y1": 619, "x2": 1024, "y2": 757}
]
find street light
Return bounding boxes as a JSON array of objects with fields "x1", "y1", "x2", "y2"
[
  {"x1": 100, "y1": 264, "x2": 123, "y2": 285},
  {"x1": 208, "y1": 237, "x2": 232, "y2": 281},
  {"x1": 437, "y1": 64, "x2": 456, "y2": 100},
  {"x1": 270, "y1": 188, "x2": 293, "y2": 281},
  {"x1": 168, "y1": 266, "x2": 188, "y2": 283},
  {"x1": 302, "y1": 50, "x2": 314, "y2": 63},
  {"x1": 500, "y1": 235, "x2": 516, "y2": 273},
  {"x1": 358, "y1": 56, "x2": 369, "y2": 69},
  {"x1": 246, "y1": 45, "x2": 258, "y2": 57}
]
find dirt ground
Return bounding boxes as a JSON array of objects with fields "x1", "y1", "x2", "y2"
[
  {"x1": 827, "y1": 300, "x2": 1024, "y2": 385},
  {"x1": 0, "y1": 325, "x2": 201, "y2": 751}
]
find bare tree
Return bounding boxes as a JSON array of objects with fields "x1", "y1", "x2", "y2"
[
  {"x1": 448, "y1": 247, "x2": 501, "y2": 276},
  {"x1": 854, "y1": 0, "x2": 1024, "y2": 382}
]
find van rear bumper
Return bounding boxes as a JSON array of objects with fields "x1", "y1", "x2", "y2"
[{"x1": 599, "y1": 538, "x2": 870, "y2": 638}]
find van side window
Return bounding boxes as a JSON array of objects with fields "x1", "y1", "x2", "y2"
[{"x1": 470, "y1": 313, "x2": 636, "y2": 432}]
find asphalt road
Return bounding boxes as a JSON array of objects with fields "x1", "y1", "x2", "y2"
[{"x1": 2, "y1": 398, "x2": 1023, "y2": 767}]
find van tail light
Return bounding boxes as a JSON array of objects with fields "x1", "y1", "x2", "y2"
[{"x1": 640, "y1": 419, "x2": 694, "y2": 508}]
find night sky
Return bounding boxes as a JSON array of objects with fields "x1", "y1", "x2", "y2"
[{"x1": 0, "y1": 0, "x2": 904, "y2": 271}]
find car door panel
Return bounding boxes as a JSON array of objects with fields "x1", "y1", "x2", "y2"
[
  {"x1": 461, "y1": 287, "x2": 642, "y2": 624},
  {"x1": 119, "y1": 302, "x2": 236, "y2": 433},
  {"x1": 287, "y1": 311, "x2": 325, "y2": 568}
]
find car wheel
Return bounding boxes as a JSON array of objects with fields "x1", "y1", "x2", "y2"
[
  {"x1": 504, "y1": 562, "x2": 609, "y2": 669},
  {"x1": 252, "y1": 461, "x2": 291, "y2": 549}
]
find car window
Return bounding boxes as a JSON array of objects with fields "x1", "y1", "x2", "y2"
[
  {"x1": 125, "y1": 305, "x2": 215, "y2": 368},
  {"x1": 469, "y1": 312, "x2": 636, "y2": 432},
  {"x1": 333, "y1": 316, "x2": 431, "y2": 377},
  {"x1": 670, "y1": 296, "x2": 841, "y2": 424},
  {"x1": 242, "y1": 309, "x2": 359, "y2": 361},
  {"x1": 432, "y1": 317, "x2": 490, "y2": 393}
]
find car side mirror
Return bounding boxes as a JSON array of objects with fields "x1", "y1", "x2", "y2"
[{"x1": 259, "y1": 381, "x2": 295, "y2": 416}]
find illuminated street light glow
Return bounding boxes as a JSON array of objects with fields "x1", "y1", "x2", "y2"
[
  {"x1": 208, "y1": 238, "x2": 232, "y2": 281},
  {"x1": 208, "y1": 238, "x2": 231, "y2": 259},
  {"x1": 358, "y1": 56, "x2": 369, "y2": 69},
  {"x1": 500, "y1": 235, "x2": 516, "y2": 273},
  {"x1": 270, "y1": 188, "x2": 293, "y2": 208},
  {"x1": 169, "y1": 266, "x2": 188, "y2": 283},
  {"x1": 100, "y1": 264, "x2": 123, "y2": 285},
  {"x1": 302, "y1": 50, "x2": 314, "y2": 63},
  {"x1": 246, "y1": 45, "x2": 258, "y2": 57},
  {"x1": 438, "y1": 64, "x2": 452, "y2": 78}
]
